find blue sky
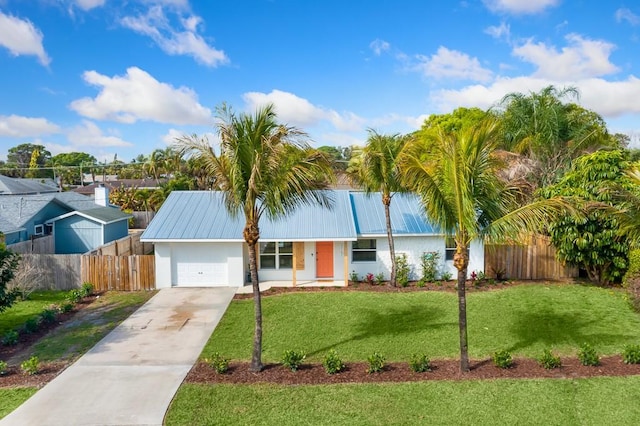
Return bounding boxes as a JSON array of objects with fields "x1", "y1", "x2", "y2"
[{"x1": 1, "y1": 0, "x2": 640, "y2": 163}]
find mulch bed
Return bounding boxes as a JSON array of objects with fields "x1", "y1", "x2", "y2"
[
  {"x1": 186, "y1": 356, "x2": 640, "y2": 385},
  {"x1": 0, "y1": 362, "x2": 68, "y2": 388}
]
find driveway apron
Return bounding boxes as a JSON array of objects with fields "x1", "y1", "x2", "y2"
[{"x1": 1, "y1": 287, "x2": 236, "y2": 426}]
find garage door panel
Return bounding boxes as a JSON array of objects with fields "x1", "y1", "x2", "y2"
[{"x1": 172, "y1": 244, "x2": 228, "y2": 287}]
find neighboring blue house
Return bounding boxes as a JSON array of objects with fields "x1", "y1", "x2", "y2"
[
  {"x1": 0, "y1": 175, "x2": 130, "y2": 253},
  {"x1": 141, "y1": 190, "x2": 485, "y2": 288}
]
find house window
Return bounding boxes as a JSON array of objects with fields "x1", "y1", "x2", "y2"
[
  {"x1": 445, "y1": 237, "x2": 456, "y2": 261},
  {"x1": 352, "y1": 239, "x2": 376, "y2": 262},
  {"x1": 34, "y1": 224, "x2": 44, "y2": 236},
  {"x1": 259, "y1": 242, "x2": 293, "y2": 269}
]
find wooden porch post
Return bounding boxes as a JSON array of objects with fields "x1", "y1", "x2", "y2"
[
  {"x1": 292, "y1": 243, "x2": 297, "y2": 287},
  {"x1": 343, "y1": 241, "x2": 348, "y2": 286}
]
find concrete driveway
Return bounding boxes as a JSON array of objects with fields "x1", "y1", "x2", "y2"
[{"x1": 1, "y1": 287, "x2": 236, "y2": 426}]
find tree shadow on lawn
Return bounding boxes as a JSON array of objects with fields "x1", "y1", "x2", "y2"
[
  {"x1": 306, "y1": 304, "x2": 452, "y2": 357},
  {"x1": 506, "y1": 308, "x2": 635, "y2": 354}
]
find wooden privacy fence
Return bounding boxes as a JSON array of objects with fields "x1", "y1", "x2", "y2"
[
  {"x1": 8, "y1": 235, "x2": 54, "y2": 254},
  {"x1": 13, "y1": 254, "x2": 82, "y2": 291},
  {"x1": 88, "y1": 232, "x2": 153, "y2": 256},
  {"x1": 81, "y1": 255, "x2": 155, "y2": 291},
  {"x1": 484, "y1": 235, "x2": 578, "y2": 280}
]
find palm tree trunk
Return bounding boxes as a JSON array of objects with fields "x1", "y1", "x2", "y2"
[
  {"x1": 247, "y1": 241, "x2": 263, "y2": 372},
  {"x1": 454, "y1": 245, "x2": 470, "y2": 373},
  {"x1": 383, "y1": 194, "x2": 396, "y2": 287}
]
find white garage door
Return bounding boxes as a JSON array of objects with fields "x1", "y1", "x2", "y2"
[{"x1": 172, "y1": 245, "x2": 228, "y2": 287}]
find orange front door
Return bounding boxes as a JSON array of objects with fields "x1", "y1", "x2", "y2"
[{"x1": 316, "y1": 242, "x2": 334, "y2": 278}]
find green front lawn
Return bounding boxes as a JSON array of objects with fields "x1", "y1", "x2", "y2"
[
  {"x1": 0, "y1": 388, "x2": 37, "y2": 419},
  {"x1": 167, "y1": 377, "x2": 640, "y2": 425},
  {"x1": 204, "y1": 284, "x2": 640, "y2": 361},
  {"x1": 0, "y1": 291, "x2": 70, "y2": 336}
]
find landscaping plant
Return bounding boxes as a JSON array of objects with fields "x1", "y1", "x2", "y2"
[
  {"x1": 622, "y1": 344, "x2": 640, "y2": 364},
  {"x1": 421, "y1": 251, "x2": 441, "y2": 283},
  {"x1": 20, "y1": 356, "x2": 39, "y2": 375},
  {"x1": 409, "y1": 354, "x2": 431, "y2": 373},
  {"x1": 395, "y1": 254, "x2": 410, "y2": 287},
  {"x1": 493, "y1": 350, "x2": 513, "y2": 369},
  {"x1": 206, "y1": 352, "x2": 229, "y2": 374},
  {"x1": 374, "y1": 273, "x2": 385, "y2": 286},
  {"x1": 578, "y1": 343, "x2": 600, "y2": 366},
  {"x1": 39, "y1": 307, "x2": 58, "y2": 325},
  {"x1": 366, "y1": 352, "x2": 385, "y2": 373},
  {"x1": 323, "y1": 350, "x2": 345, "y2": 375},
  {"x1": 538, "y1": 349, "x2": 562, "y2": 369},
  {"x1": 22, "y1": 317, "x2": 39, "y2": 334},
  {"x1": 81, "y1": 282, "x2": 94, "y2": 297},
  {"x1": 0, "y1": 360, "x2": 7, "y2": 375},
  {"x1": 281, "y1": 350, "x2": 306, "y2": 372},
  {"x1": 364, "y1": 273, "x2": 375, "y2": 285},
  {"x1": 2, "y1": 330, "x2": 18, "y2": 346}
]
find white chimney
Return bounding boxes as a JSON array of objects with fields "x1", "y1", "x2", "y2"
[{"x1": 95, "y1": 184, "x2": 109, "y2": 207}]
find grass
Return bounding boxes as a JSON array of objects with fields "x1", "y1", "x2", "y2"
[
  {"x1": 203, "y1": 284, "x2": 640, "y2": 362},
  {"x1": 167, "y1": 376, "x2": 640, "y2": 425},
  {"x1": 0, "y1": 292, "x2": 70, "y2": 336},
  {"x1": 0, "y1": 388, "x2": 37, "y2": 419},
  {"x1": 30, "y1": 291, "x2": 156, "y2": 362}
]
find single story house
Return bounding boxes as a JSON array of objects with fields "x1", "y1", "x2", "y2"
[
  {"x1": 0, "y1": 175, "x2": 130, "y2": 253},
  {"x1": 140, "y1": 190, "x2": 484, "y2": 288}
]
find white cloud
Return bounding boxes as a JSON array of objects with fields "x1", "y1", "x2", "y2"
[
  {"x1": 430, "y1": 75, "x2": 640, "y2": 119},
  {"x1": 370, "y1": 39, "x2": 390, "y2": 56},
  {"x1": 513, "y1": 34, "x2": 619, "y2": 79},
  {"x1": 485, "y1": 22, "x2": 510, "y2": 40},
  {"x1": 0, "y1": 12, "x2": 50, "y2": 66},
  {"x1": 0, "y1": 115, "x2": 61, "y2": 137},
  {"x1": 74, "y1": 0, "x2": 105, "y2": 11},
  {"x1": 69, "y1": 66, "x2": 212, "y2": 125},
  {"x1": 242, "y1": 90, "x2": 366, "y2": 132},
  {"x1": 483, "y1": 0, "x2": 559, "y2": 15},
  {"x1": 120, "y1": 5, "x2": 228, "y2": 67},
  {"x1": 67, "y1": 120, "x2": 133, "y2": 147},
  {"x1": 413, "y1": 47, "x2": 493, "y2": 82},
  {"x1": 615, "y1": 8, "x2": 640, "y2": 26}
]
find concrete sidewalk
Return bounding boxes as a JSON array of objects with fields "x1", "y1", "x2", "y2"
[{"x1": 1, "y1": 287, "x2": 236, "y2": 426}]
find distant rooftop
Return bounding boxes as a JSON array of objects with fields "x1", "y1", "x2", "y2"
[{"x1": 0, "y1": 175, "x2": 60, "y2": 195}]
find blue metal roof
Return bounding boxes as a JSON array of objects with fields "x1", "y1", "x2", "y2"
[
  {"x1": 349, "y1": 192, "x2": 439, "y2": 236},
  {"x1": 141, "y1": 190, "x2": 358, "y2": 242}
]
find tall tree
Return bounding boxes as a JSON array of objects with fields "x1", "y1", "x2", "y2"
[
  {"x1": 496, "y1": 85, "x2": 619, "y2": 187},
  {"x1": 51, "y1": 152, "x2": 97, "y2": 186},
  {"x1": 401, "y1": 120, "x2": 569, "y2": 372},
  {"x1": 7, "y1": 143, "x2": 51, "y2": 178},
  {"x1": 0, "y1": 240, "x2": 20, "y2": 313},
  {"x1": 176, "y1": 104, "x2": 333, "y2": 371},
  {"x1": 349, "y1": 130, "x2": 408, "y2": 286}
]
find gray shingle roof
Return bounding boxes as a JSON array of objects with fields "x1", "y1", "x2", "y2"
[
  {"x1": 0, "y1": 175, "x2": 59, "y2": 195},
  {"x1": 47, "y1": 206, "x2": 131, "y2": 225}
]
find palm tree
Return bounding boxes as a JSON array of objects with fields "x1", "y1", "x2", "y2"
[
  {"x1": 176, "y1": 103, "x2": 333, "y2": 371},
  {"x1": 401, "y1": 119, "x2": 570, "y2": 372},
  {"x1": 349, "y1": 130, "x2": 408, "y2": 286}
]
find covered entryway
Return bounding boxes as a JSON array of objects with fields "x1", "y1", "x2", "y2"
[
  {"x1": 172, "y1": 244, "x2": 228, "y2": 286},
  {"x1": 316, "y1": 241, "x2": 334, "y2": 278}
]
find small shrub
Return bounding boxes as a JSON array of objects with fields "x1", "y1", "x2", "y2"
[
  {"x1": 349, "y1": 271, "x2": 360, "y2": 283},
  {"x1": 206, "y1": 352, "x2": 229, "y2": 374},
  {"x1": 440, "y1": 271, "x2": 452, "y2": 281},
  {"x1": 21, "y1": 356, "x2": 39, "y2": 375},
  {"x1": 67, "y1": 289, "x2": 83, "y2": 304},
  {"x1": 282, "y1": 350, "x2": 306, "y2": 372},
  {"x1": 538, "y1": 349, "x2": 562, "y2": 369},
  {"x1": 323, "y1": 350, "x2": 344, "y2": 375},
  {"x1": 374, "y1": 273, "x2": 385, "y2": 286},
  {"x1": 395, "y1": 254, "x2": 410, "y2": 287},
  {"x1": 578, "y1": 343, "x2": 600, "y2": 366},
  {"x1": 416, "y1": 279, "x2": 426, "y2": 288},
  {"x1": 421, "y1": 251, "x2": 441, "y2": 282},
  {"x1": 39, "y1": 307, "x2": 57, "y2": 325},
  {"x1": 364, "y1": 273, "x2": 375, "y2": 285},
  {"x1": 409, "y1": 354, "x2": 431, "y2": 373},
  {"x1": 0, "y1": 360, "x2": 7, "y2": 375},
  {"x1": 81, "y1": 282, "x2": 94, "y2": 297},
  {"x1": 367, "y1": 352, "x2": 385, "y2": 373},
  {"x1": 622, "y1": 344, "x2": 640, "y2": 364},
  {"x1": 58, "y1": 301, "x2": 74, "y2": 314},
  {"x1": 23, "y1": 317, "x2": 40, "y2": 334},
  {"x1": 493, "y1": 350, "x2": 513, "y2": 369},
  {"x1": 2, "y1": 330, "x2": 19, "y2": 346}
]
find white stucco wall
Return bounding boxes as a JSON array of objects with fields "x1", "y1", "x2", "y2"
[
  {"x1": 349, "y1": 236, "x2": 484, "y2": 281},
  {"x1": 258, "y1": 241, "x2": 347, "y2": 282}
]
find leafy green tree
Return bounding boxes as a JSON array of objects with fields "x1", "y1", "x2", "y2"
[
  {"x1": 540, "y1": 150, "x2": 636, "y2": 285},
  {"x1": 349, "y1": 130, "x2": 408, "y2": 286},
  {"x1": 0, "y1": 240, "x2": 20, "y2": 313},
  {"x1": 7, "y1": 143, "x2": 51, "y2": 178},
  {"x1": 51, "y1": 152, "x2": 97, "y2": 186},
  {"x1": 402, "y1": 119, "x2": 569, "y2": 372},
  {"x1": 496, "y1": 85, "x2": 619, "y2": 187},
  {"x1": 176, "y1": 103, "x2": 333, "y2": 371},
  {"x1": 318, "y1": 146, "x2": 352, "y2": 171}
]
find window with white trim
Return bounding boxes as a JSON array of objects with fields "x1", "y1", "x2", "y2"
[
  {"x1": 352, "y1": 239, "x2": 376, "y2": 262},
  {"x1": 34, "y1": 224, "x2": 44, "y2": 236},
  {"x1": 259, "y1": 242, "x2": 293, "y2": 269}
]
